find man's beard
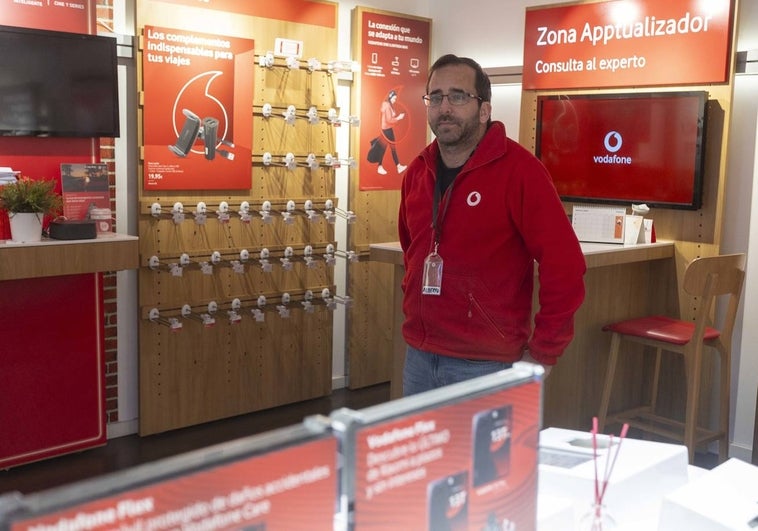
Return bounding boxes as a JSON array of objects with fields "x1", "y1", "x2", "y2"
[{"x1": 431, "y1": 115, "x2": 479, "y2": 147}]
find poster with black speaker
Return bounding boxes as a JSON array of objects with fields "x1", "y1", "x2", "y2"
[{"x1": 141, "y1": 25, "x2": 254, "y2": 190}]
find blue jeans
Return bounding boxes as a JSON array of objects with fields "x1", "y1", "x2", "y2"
[{"x1": 403, "y1": 346, "x2": 513, "y2": 396}]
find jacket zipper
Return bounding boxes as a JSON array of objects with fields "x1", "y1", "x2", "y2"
[{"x1": 468, "y1": 293, "x2": 507, "y2": 339}]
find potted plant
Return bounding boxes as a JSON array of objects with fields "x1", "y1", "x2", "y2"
[{"x1": 0, "y1": 176, "x2": 63, "y2": 242}]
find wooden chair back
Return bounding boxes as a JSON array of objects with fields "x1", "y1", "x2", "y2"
[{"x1": 682, "y1": 253, "x2": 746, "y2": 350}]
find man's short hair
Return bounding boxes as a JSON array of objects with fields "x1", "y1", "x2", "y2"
[{"x1": 426, "y1": 54, "x2": 492, "y2": 103}]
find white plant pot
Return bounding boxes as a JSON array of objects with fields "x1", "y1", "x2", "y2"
[{"x1": 9, "y1": 212, "x2": 43, "y2": 242}]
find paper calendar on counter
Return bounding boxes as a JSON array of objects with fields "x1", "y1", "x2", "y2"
[{"x1": 571, "y1": 205, "x2": 626, "y2": 244}]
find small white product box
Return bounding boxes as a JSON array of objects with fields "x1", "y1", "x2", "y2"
[{"x1": 658, "y1": 458, "x2": 758, "y2": 531}]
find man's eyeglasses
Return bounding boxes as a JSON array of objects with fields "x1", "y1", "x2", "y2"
[{"x1": 422, "y1": 91, "x2": 482, "y2": 107}]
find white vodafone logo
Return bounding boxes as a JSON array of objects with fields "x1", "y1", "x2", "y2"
[
  {"x1": 467, "y1": 191, "x2": 482, "y2": 206},
  {"x1": 594, "y1": 131, "x2": 631, "y2": 165},
  {"x1": 604, "y1": 131, "x2": 623, "y2": 153}
]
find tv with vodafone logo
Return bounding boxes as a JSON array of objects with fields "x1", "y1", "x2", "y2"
[{"x1": 535, "y1": 91, "x2": 708, "y2": 210}]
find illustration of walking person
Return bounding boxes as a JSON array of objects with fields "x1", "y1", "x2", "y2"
[{"x1": 370, "y1": 90, "x2": 407, "y2": 175}]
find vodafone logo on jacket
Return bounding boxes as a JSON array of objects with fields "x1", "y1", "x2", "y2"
[{"x1": 467, "y1": 191, "x2": 482, "y2": 206}]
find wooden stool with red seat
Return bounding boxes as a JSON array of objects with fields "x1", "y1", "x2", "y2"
[{"x1": 597, "y1": 253, "x2": 746, "y2": 463}]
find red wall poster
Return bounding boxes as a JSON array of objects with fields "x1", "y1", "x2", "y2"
[
  {"x1": 523, "y1": 0, "x2": 735, "y2": 90},
  {"x1": 142, "y1": 26, "x2": 254, "y2": 190},
  {"x1": 352, "y1": 381, "x2": 540, "y2": 529},
  {"x1": 60, "y1": 163, "x2": 111, "y2": 220},
  {"x1": 356, "y1": 9, "x2": 430, "y2": 191},
  {"x1": 0, "y1": 0, "x2": 95, "y2": 33}
]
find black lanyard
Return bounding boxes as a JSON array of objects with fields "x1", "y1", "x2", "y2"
[{"x1": 432, "y1": 158, "x2": 463, "y2": 247}]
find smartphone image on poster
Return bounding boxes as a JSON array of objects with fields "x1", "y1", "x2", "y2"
[
  {"x1": 426, "y1": 471, "x2": 469, "y2": 531},
  {"x1": 471, "y1": 404, "x2": 513, "y2": 487}
]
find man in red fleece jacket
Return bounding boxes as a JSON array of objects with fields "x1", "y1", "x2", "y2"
[{"x1": 398, "y1": 54, "x2": 586, "y2": 395}]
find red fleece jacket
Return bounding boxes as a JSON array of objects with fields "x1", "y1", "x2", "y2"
[{"x1": 398, "y1": 121, "x2": 586, "y2": 365}]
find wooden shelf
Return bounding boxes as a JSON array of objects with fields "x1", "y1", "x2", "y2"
[
  {"x1": 368, "y1": 241, "x2": 404, "y2": 266},
  {"x1": 0, "y1": 234, "x2": 139, "y2": 281},
  {"x1": 579, "y1": 241, "x2": 675, "y2": 269}
]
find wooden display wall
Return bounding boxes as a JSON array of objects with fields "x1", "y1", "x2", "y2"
[{"x1": 136, "y1": 1, "x2": 340, "y2": 435}]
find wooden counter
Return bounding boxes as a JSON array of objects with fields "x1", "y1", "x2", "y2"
[
  {"x1": 369, "y1": 241, "x2": 406, "y2": 398},
  {"x1": 369, "y1": 240, "x2": 678, "y2": 430},
  {"x1": 371, "y1": 240, "x2": 675, "y2": 270},
  {"x1": 0, "y1": 234, "x2": 139, "y2": 280},
  {"x1": 369, "y1": 241, "x2": 404, "y2": 266}
]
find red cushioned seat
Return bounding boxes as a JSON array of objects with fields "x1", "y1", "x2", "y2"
[{"x1": 602, "y1": 315, "x2": 721, "y2": 345}]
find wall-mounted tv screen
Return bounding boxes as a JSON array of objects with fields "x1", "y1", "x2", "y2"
[
  {"x1": 0, "y1": 25, "x2": 119, "y2": 138},
  {"x1": 535, "y1": 91, "x2": 708, "y2": 210}
]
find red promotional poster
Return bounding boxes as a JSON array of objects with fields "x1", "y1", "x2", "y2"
[
  {"x1": 10, "y1": 437, "x2": 337, "y2": 531},
  {"x1": 150, "y1": 0, "x2": 337, "y2": 28},
  {"x1": 60, "y1": 163, "x2": 111, "y2": 220},
  {"x1": 142, "y1": 26, "x2": 254, "y2": 190},
  {"x1": 523, "y1": 0, "x2": 734, "y2": 90},
  {"x1": 0, "y1": 0, "x2": 94, "y2": 33},
  {"x1": 353, "y1": 382, "x2": 540, "y2": 530},
  {"x1": 356, "y1": 9, "x2": 430, "y2": 191}
]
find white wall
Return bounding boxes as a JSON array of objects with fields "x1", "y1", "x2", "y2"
[
  {"x1": 725, "y1": 75, "x2": 758, "y2": 459},
  {"x1": 429, "y1": 0, "x2": 526, "y2": 68},
  {"x1": 722, "y1": 0, "x2": 758, "y2": 462}
]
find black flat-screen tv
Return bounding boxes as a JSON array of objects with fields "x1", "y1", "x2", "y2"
[
  {"x1": 0, "y1": 25, "x2": 119, "y2": 138},
  {"x1": 535, "y1": 91, "x2": 708, "y2": 210}
]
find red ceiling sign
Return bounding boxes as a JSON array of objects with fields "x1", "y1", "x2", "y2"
[
  {"x1": 0, "y1": 0, "x2": 95, "y2": 33},
  {"x1": 522, "y1": 0, "x2": 735, "y2": 90},
  {"x1": 151, "y1": 0, "x2": 337, "y2": 28}
]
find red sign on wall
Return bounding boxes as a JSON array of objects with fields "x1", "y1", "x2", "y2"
[
  {"x1": 0, "y1": 0, "x2": 95, "y2": 33},
  {"x1": 142, "y1": 26, "x2": 254, "y2": 190},
  {"x1": 356, "y1": 9, "x2": 431, "y2": 191},
  {"x1": 522, "y1": 0, "x2": 735, "y2": 90},
  {"x1": 151, "y1": 0, "x2": 336, "y2": 28}
]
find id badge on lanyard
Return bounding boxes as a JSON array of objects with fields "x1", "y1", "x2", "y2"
[{"x1": 422, "y1": 244, "x2": 443, "y2": 295}]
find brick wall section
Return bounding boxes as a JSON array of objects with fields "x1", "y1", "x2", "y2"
[
  {"x1": 96, "y1": 0, "x2": 115, "y2": 34},
  {"x1": 99, "y1": 136, "x2": 120, "y2": 423},
  {"x1": 97, "y1": 1, "x2": 119, "y2": 425}
]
